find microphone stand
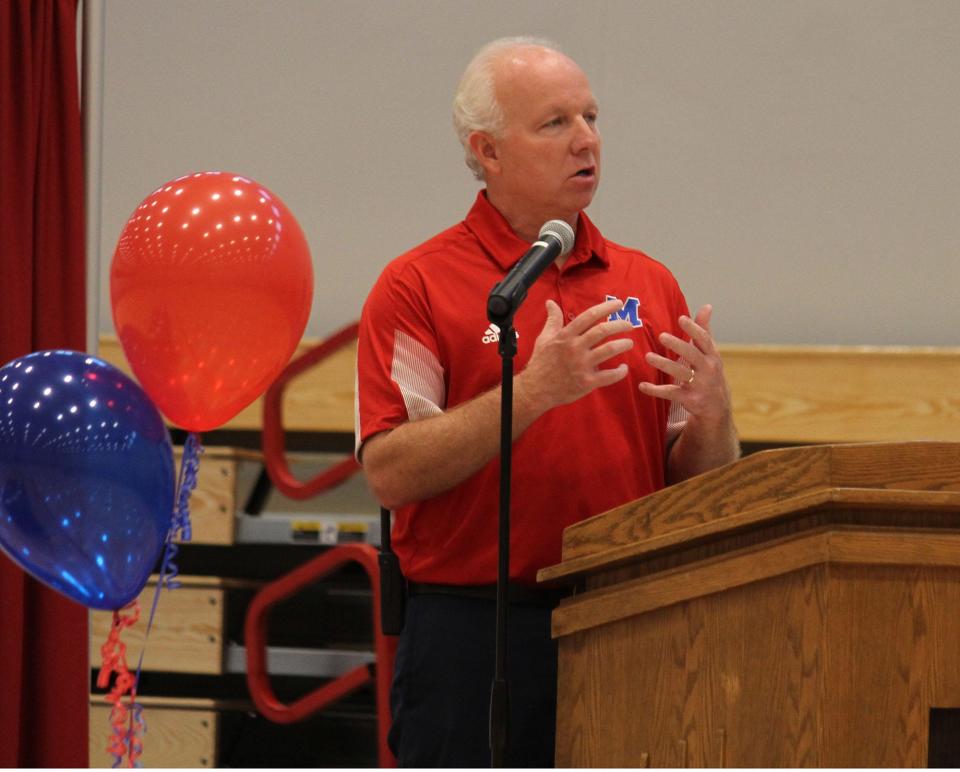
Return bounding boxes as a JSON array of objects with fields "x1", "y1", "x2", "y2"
[
  {"x1": 489, "y1": 318, "x2": 515, "y2": 768},
  {"x1": 485, "y1": 219, "x2": 571, "y2": 767}
]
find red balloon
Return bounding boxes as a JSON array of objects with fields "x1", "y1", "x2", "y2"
[{"x1": 110, "y1": 172, "x2": 313, "y2": 432}]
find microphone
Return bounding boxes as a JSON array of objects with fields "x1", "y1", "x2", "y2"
[{"x1": 487, "y1": 219, "x2": 575, "y2": 326}]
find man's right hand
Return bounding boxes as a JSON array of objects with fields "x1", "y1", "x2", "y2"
[{"x1": 516, "y1": 298, "x2": 635, "y2": 416}]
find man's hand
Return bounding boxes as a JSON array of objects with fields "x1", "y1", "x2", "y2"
[
  {"x1": 517, "y1": 298, "x2": 635, "y2": 416},
  {"x1": 638, "y1": 304, "x2": 740, "y2": 482},
  {"x1": 638, "y1": 304, "x2": 731, "y2": 422}
]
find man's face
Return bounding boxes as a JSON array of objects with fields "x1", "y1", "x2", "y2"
[{"x1": 483, "y1": 48, "x2": 601, "y2": 233}]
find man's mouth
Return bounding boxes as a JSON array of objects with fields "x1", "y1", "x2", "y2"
[{"x1": 573, "y1": 166, "x2": 596, "y2": 178}]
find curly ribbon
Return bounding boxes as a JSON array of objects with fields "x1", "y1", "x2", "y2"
[
  {"x1": 96, "y1": 601, "x2": 146, "y2": 768},
  {"x1": 157, "y1": 431, "x2": 202, "y2": 592},
  {"x1": 97, "y1": 433, "x2": 204, "y2": 767}
]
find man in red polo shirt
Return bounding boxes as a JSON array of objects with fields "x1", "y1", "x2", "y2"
[{"x1": 356, "y1": 36, "x2": 739, "y2": 767}]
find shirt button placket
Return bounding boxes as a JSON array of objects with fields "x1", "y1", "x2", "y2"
[{"x1": 556, "y1": 275, "x2": 575, "y2": 321}]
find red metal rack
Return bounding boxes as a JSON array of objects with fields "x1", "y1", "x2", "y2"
[
  {"x1": 250, "y1": 323, "x2": 396, "y2": 767},
  {"x1": 261, "y1": 321, "x2": 361, "y2": 500}
]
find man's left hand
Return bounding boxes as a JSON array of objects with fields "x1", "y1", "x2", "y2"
[{"x1": 638, "y1": 304, "x2": 731, "y2": 423}]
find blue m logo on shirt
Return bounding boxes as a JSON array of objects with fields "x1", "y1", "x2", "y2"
[{"x1": 606, "y1": 295, "x2": 643, "y2": 327}]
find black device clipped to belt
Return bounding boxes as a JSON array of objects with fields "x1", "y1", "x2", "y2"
[{"x1": 378, "y1": 506, "x2": 406, "y2": 635}]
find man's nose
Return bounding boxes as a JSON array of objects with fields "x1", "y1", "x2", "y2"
[{"x1": 571, "y1": 117, "x2": 599, "y2": 154}]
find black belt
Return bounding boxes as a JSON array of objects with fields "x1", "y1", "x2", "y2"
[{"x1": 407, "y1": 581, "x2": 570, "y2": 608}]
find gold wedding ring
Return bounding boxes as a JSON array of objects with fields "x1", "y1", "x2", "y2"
[{"x1": 685, "y1": 370, "x2": 696, "y2": 385}]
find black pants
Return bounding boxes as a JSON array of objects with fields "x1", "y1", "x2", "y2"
[{"x1": 387, "y1": 593, "x2": 558, "y2": 767}]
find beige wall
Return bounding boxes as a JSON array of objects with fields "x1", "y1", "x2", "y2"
[{"x1": 93, "y1": 0, "x2": 960, "y2": 346}]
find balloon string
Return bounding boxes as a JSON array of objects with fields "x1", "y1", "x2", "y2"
[
  {"x1": 133, "y1": 433, "x2": 203, "y2": 681},
  {"x1": 96, "y1": 601, "x2": 145, "y2": 768},
  {"x1": 165, "y1": 431, "x2": 202, "y2": 588},
  {"x1": 95, "y1": 434, "x2": 203, "y2": 767}
]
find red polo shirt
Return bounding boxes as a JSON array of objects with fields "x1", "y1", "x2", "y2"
[{"x1": 356, "y1": 192, "x2": 689, "y2": 585}]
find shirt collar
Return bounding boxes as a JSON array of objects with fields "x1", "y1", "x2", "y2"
[{"x1": 463, "y1": 190, "x2": 609, "y2": 272}]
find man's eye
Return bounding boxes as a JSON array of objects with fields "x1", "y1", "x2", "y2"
[
  {"x1": 585, "y1": 113, "x2": 598, "y2": 125},
  {"x1": 543, "y1": 117, "x2": 563, "y2": 128}
]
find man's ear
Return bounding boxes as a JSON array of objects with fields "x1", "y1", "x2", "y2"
[{"x1": 468, "y1": 131, "x2": 500, "y2": 176}]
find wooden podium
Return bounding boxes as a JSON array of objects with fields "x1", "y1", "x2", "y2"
[{"x1": 539, "y1": 442, "x2": 960, "y2": 767}]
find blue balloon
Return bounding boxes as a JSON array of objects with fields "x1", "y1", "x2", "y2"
[{"x1": 0, "y1": 351, "x2": 175, "y2": 610}]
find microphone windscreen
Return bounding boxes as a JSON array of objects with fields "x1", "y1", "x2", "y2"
[{"x1": 539, "y1": 219, "x2": 576, "y2": 257}]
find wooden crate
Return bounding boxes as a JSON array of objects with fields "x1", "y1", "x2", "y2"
[
  {"x1": 174, "y1": 446, "x2": 262, "y2": 545},
  {"x1": 89, "y1": 575, "x2": 254, "y2": 675},
  {"x1": 88, "y1": 696, "x2": 237, "y2": 768}
]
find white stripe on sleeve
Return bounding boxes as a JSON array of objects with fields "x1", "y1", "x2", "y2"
[
  {"x1": 666, "y1": 399, "x2": 688, "y2": 445},
  {"x1": 391, "y1": 330, "x2": 445, "y2": 422}
]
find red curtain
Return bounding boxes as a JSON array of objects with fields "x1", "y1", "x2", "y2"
[{"x1": 0, "y1": 0, "x2": 89, "y2": 766}]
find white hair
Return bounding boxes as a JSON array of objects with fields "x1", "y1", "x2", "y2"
[{"x1": 452, "y1": 36, "x2": 563, "y2": 181}]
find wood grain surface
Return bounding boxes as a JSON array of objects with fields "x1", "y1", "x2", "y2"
[
  {"x1": 551, "y1": 528, "x2": 960, "y2": 638},
  {"x1": 540, "y1": 442, "x2": 960, "y2": 584},
  {"x1": 723, "y1": 345, "x2": 960, "y2": 444},
  {"x1": 174, "y1": 447, "x2": 241, "y2": 545},
  {"x1": 556, "y1": 567, "x2": 828, "y2": 767},
  {"x1": 98, "y1": 336, "x2": 960, "y2": 443},
  {"x1": 89, "y1": 699, "x2": 218, "y2": 768},
  {"x1": 555, "y1": 537, "x2": 960, "y2": 766},
  {"x1": 551, "y1": 444, "x2": 960, "y2": 766},
  {"x1": 88, "y1": 576, "x2": 227, "y2": 674}
]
